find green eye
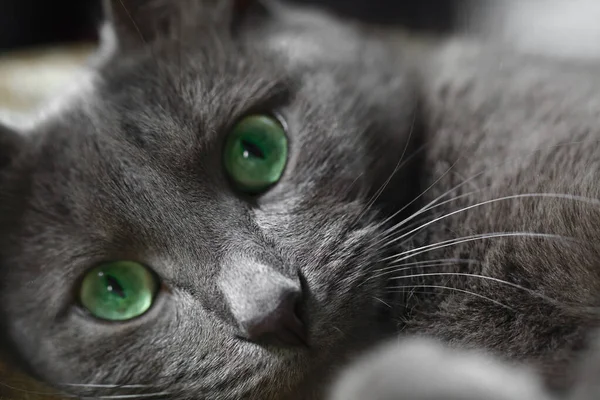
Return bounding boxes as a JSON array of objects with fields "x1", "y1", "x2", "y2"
[
  {"x1": 79, "y1": 261, "x2": 159, "y2": 321},
  {"x1": 223, "y1": 114, "x2": 288, "y2": 194}
]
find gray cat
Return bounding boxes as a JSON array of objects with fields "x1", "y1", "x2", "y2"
[{"x1": 1, "y1": 1, "x2": 600, "y2": 399}]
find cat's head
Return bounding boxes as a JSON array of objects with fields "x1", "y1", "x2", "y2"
[{"x1": 0, "y1": 1, "x2": 419, "y2": 398}]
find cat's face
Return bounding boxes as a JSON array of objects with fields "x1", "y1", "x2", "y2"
[{"x1": 0, "y1": 1, "x2": 418, "y2": 398}]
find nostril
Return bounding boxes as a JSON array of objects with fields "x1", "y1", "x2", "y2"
[
  {"x1": 242, "y1": 288, "x2": 308, "y2": 347},
  {"x1": 294, "y1": 293, "x2": 305, "y2": 324}
]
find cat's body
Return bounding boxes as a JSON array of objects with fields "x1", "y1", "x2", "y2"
[
  {"x1": 407, "y1": 39, "x2": 600, "y2": 384},
  {"x1": 2, "y1": 1, "x2": 600, "y2": 399},
  {"x1": 340, "y1": 38, "x2": 600, "y2": 398}
]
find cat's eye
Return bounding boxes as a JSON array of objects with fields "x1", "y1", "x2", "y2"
[
  {"x1": 223, "y1": 114, "x2": 288, "y2": 194},
  {"x1": 79, "y1": 261, "x2": 159, "y2": 321}
]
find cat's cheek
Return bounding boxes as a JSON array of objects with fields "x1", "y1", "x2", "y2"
[{"x1": 6, "y1": 288, "x2": 176, "y2": 387}]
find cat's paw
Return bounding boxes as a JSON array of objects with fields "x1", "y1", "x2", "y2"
[{"x1": 329, "y1": 337, "x2": 552, "y2": 400}]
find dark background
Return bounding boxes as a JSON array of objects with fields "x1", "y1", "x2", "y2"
[{"x1": 0, "y1": 0, "x2": 458, "y2": 52}]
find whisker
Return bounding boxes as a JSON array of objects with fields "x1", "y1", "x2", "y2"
[
  {"x1": 367, "y1": 163, "x2": 469, "y2": 249},
  {"x1": 462, "y1": 139, "x2": 600, "y2": 188},
  {"x1": 113, "y1": 1, "x2": 184, "y2": 104},
  {"x1": 450, "y1": 170, "x2": 481, "y2": 192},
  {"x1": 372, "y1": 212, "x2": 447, "y2": 249},
  {"x1": 59, "y1": 382, "x2": 169, "y2": 400},
  {"x1": 116, "y1": 0, "x2": 148, "y2": 45},
  {"x1": 371, "y1": 139, "x2": 600, "y2": 250},
  {"x1": 384, "y1": 156, "x2": 463, "y2": 227},
  {"x1": 372, "y1": 296, "x2": 393, "y2": 308},
  {"x1": 370, "y1": 191, "x2": 480, "y2": 249},
  {"x1": 387, "y1": 285, "x2": 514, "y2": 310},
  {"x1": 354, "y1": 110, "x2": 418, "y2": 224},
  {"x1": 413, "y1": 138, "x2": 600, "y2": 214},
  {"x1": 389, "y1": 188, "x2": 482, "y2": 232},
  {"x1": 389, "y1": 272, "x2": 540, "y2": 296},
  {"x1": 64, "y1": 384, "x2": 154, "y2": 389},
  {"x1": 84, "y1": 393, "x2": 171, "y2": 400},
  {"x1": 392, "y1": 268, "x2": 599, "y2": 313},
  {"x1": 361, "y1": 259, "x2": 481, "y2": 286},
  {"x1": 0, "y1": 380, "x2": 76, "y2": 397},
  {"x1": 373, "y1": 258, "x2": 480, "y2": 274},
  {"x1": 380, "y1": 194, "x2": 598, "y2": 251},
  {"x1": 340, "y1": 171, "x2": 364, "y2": 201},
  {"x1": 382, "y1": 232, "x2": 574, "y2": 264}
]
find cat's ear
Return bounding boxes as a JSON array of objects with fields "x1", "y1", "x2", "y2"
[
  {"x1": 103, "y1": 0, "x2": 190, "y2": 48},
  {"x1": 102, "y1": 0, "x2": 269, "y2": 50},
  {"x1": 0, "y1": 123, "x2": 25, "y2": 170}
]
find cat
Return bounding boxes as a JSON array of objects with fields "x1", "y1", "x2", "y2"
[
  {"x1": 330, "y1": 5, "x2": 600, "y2": 398},
  {"x1": 0, "y1": 1, "x2": 420, "y2": 399},
  {"x1": 2, "y1": 1, "x2": 600, "y2": 400}
]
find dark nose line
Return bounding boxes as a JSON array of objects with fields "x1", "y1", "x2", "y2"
[{"x1": 242, "y1": 288, "x2": 308, "y2": 347}]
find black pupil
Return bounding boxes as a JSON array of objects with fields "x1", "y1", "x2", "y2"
[
  {"x1": 241, "y1": 139, "x2": 265, "y2": 159},
  {"x1": 106, "y1": 275, "x2": 126, "y2": 298}
]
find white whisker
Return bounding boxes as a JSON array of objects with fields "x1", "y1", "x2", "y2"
[
  {"x1": 355, "y1": 110, "x2": 418, "y2": 223},
  {"x1": 371, "y1": 139, "x2": 600, "y2": 251},
  {"x1": 370, "y1": 164, "x2": 475, "y2": 244},
  {"x1": 0, "y1": 380, "x2": 75, "y2": 397},
  {"x1": 391, "y1": 272, "x2": 532, "y2": 293},
  {"x1": 387, "y1": 285, "x2": 515, "y2": 310},
  {"x1": 388, "y1": 271, "x2": 570, "y2": 309},
  {"x1": 372, "y1": 296, "x2": 393, "y2": 308},
  {"x1": 380, "y1": 194, "x2": 597, "y2": 251},
  {"x1": 375, "y1": 258, "x2": 480, "y2": 274},
  {"x1": 381, "y1": 232, "x2": 573, "y2": 265},
  {"x1": 371, "y1": 191, "x2": 480, "y2": 249},
  {"x1": 360, "y1": 259, "x2": 481, "y2": 287},
  {"x1": 65, "y1": 384, "x2": 154, "y2": 388},
  {"x1": 372, "y1": 213, "x2": 447, "y2": 250},
  {"x1": 86, "y1": 393, "x2": 170, "y2": 400}
]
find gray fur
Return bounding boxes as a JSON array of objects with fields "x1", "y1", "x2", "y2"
[
  {"x1": 0, "y1": 1, "x2": 417, "y2": 399},
  {"x1": 2, "y1": 1, "x2": 600, "y2": 400},
  {"x1": 327, "y1": 35, "x2": 600, "y2": 400}
]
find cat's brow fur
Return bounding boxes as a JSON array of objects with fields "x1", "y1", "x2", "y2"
[{"x1": 2, "y1": 1, "x2": 600, "y2": 400}]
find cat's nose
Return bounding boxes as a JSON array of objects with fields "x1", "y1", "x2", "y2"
[
  {"x1": 241, "y1": 286, "x2": 307, "y2": 347},
  {"x1": 219, "y1": 261, "x2": 308, "y2": 347}
]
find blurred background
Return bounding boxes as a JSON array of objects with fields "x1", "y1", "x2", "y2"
[
  {"x1": 0, "y1": 0, "x2": 459, "y2": 52},
  {"x1": 1, "y1": 0, "x2": 599, "y2": 115},
  {"x1": 0, "y1": 0, "x2": 468, "y2": 116}
]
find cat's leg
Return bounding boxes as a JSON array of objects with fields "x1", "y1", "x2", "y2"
[{"x1": 329, "y1": 337, "x2": 553, "y2": 400}]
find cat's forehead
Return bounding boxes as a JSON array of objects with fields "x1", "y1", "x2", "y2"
[
  {"x1": 35, "y1": 41, "x2": 294, "y2": 175},
  {"x1": 98, "y1": 41, "x2": 291, "y2": 121},
  {"x1": 14, "y1": 50, "x2": 294, "y2": 253}
]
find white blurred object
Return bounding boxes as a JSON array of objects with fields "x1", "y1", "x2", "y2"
[
  {"x1": 0, "y1": 45, "x2": 96, "y2": 128},
  {"x1": 329, "y1": 337, "x2": 552, "y2": 400},
  {"x1": 470, "y1": 0, "x2": 600, "y2": 60}
]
